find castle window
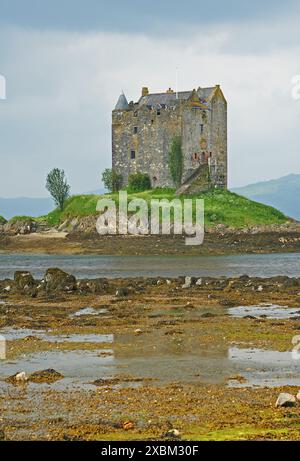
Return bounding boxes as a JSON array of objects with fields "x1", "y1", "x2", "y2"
[
  {"x1": 133, "y1": 126, "x2": 138, "y2": 134},
  {"x1": 130, "y1": 150, "x2": 136, "y2": 159},
  {"x1": 157, "y1": 109, "x2": 161, "y2": 116},
  {"x1": 133, "y1": 111, "x2": 138, "y2": 117},
  {"x1": 200, "y1": 124, "x2": 204, "y2": 134}
]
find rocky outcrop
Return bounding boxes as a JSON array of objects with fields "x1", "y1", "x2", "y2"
[
  {"x1": 29, "y1": 369, "x2": 63, "y2": 383},
  {"x1": 3, "y1": 219, "x2": 37, "y2": 235},
  {"x1": 44, "y1": 268, "x2": 77, "y2": 292},
  {"x1": 14, "y1": 271, "x2": 35, "y2": 291}
]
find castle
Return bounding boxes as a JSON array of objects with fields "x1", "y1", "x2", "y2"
[{"x1": 112, "y1": 85, "x2": 227, "y2": 193}]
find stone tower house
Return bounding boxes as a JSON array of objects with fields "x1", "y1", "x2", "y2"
[{"x1": 112, "y1": 85, "x2": 227, "y2": 192}]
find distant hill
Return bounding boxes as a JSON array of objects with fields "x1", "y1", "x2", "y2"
[
  {"x1": 0, "y1": 197, "x2": 54, "y2": 220},
  {"x1": 0, "y1": 188, "x2": 106, "y2": 220},
  {"x1": 232, "y1": 174, "x2": 300, "y2": 220}
]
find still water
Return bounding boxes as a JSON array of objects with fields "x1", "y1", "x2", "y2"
[{"x1": 0, "y1": 252, "x2": 299, "y2": 279}]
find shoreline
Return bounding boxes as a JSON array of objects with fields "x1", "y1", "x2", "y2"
[
  {"x1": 1, "y1": 270, "x2": 300, "y2": 440},
  {"x1": 1, "y1": 226, "x2": 300, "y2": 255}
]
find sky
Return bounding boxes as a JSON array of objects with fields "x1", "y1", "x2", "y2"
[{"x1": 0, "y1": 0, "x2": 300, "y2": 197}]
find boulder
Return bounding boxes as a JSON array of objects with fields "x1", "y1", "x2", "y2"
[
  {"x1": 29, "y1": 368, "x2": 63, "y2": 383},
  {"x1": 14, "y1": 271, "x2": 35, "y2": 291},
  {"x1": 296, "y1": 390, "x2": 300, "y2": 402},
  {"x1": 6, "y1": 371, "x2": 28, "y2": 384},
  {"x1": 275, "y1": 393, "x2": 296, "y2": 408},
  {"x1": 116, "y1": 287, "x2": 131, "y2": 297},
  {"x1": 44, "y1": 268, "x2": 76, "y2": 292}
]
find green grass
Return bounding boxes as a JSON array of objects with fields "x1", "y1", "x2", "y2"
[
  {"x1": 0, "y1": 215, "x2": 7, "y2": 225},
  {"x1": 38, "y1": 188, "x2": 288, "y2": 228},
  {"x1": 7, "y1": 215, "x2": 33, "y2": 224}
]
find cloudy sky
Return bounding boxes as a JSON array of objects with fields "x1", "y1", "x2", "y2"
[{"x1": 0, "y1": 0, "x2": 300, "y2": 197}]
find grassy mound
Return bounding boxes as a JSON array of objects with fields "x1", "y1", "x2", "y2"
[{"x1": 41, "y1": 189, "x2": 288, "y2": 228}]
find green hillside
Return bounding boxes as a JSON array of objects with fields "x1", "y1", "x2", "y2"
[{"x1": 39, "y1": 189, "x2": 287, "y2": 228}]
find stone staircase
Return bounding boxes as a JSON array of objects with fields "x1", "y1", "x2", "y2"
[{"x1": 175, "y1": 164, "x2": 211, "y2": 195}]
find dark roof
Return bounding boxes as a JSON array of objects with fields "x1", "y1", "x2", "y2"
[
  {"x1": 138, "y1": 87, "x2": 216, "y2": 108},
  {"x1": 114, "y1": 92, "x2": 129, "y2": 110}
]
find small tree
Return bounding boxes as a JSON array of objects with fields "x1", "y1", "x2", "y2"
[
  {"x1": 128, "y1": 172, "x2": 151, "y2": 192},
  {"x1": 102, "y1": 168, "x2": 123, "y2": 192},
  {"x1": 168, "y1": 136, "x2": 183, "y2": 188},
  {"x1": 46, "y1": 168, "x2": 70, "y2": 211}
]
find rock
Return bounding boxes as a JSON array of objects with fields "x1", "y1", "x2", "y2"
[
  {"x1": 3, "y1": 218, "x2": 36, "y2": 235},
  {"x1": 44, "y1": 268, "x2": 76, "y2": 292},
  {"x1": 296, "y1": 390, "x2": 300, "y2": 402},
  {"x1": 77, "y1": 278, "x2": 108, "y2": 294},
  {"x1": 165, "y1": 428, "x2": 180, "y2": 438},
  {"x1": 166, "y1": 279, "x2": 171, "y2": 285},
  {"x1": 257, "y1": 285, "x2": 263, "y2": 292},
  {"x1": 195, "y1": 278, "x2": 202, "y2": 286},
  {"x1": 275, "y1": 393, "x2": 296, "y2": 407},
  {"x1": 123, "y1": 421, "x2": 134, "y2": 430},
  {"x1": 219, "y1": 299, "x2": 236, "y2": 307},
  {"x1": 116, "y1": 287, "x2": 130, "y2": 297},
  {"x1": 29, "y1": 368, "x2": 63, "y2": 383},
  {"x1": 6, "y1": 371, "x2": 28, "y2": 383},
  {"x1": 201, "y1": 312, "x2": 216, "y2": 318},
  {"x1": 182, "y1": 276, "x2": 192, "y2": 288},
  {"x1": 134, "y1": 328, "x2": 143, "y2": 335},
  {"x1": 15, "y1": 371, "x2": 28, "y2": 382},
  {"x1": 4, "y1": 286, "x2": 11, "y2": 292},
  {"x1": 14, "y1": 271, "x2": 35, "y2": 291}
]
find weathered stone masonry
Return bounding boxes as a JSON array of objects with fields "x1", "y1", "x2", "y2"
[{"x1": 112, "y1": 85, "x2": 227, "y2": 191}]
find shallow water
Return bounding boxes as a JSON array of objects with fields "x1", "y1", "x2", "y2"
[
  {"x1": 1, "y1": 252, "x2": 300, "y2": 279},
  {"x1": 0, "y1": 327, "x2": 114, "y2": 344},
  {"x1": 70, "y1": 307, "x2": 108, "y2": 317},
  {"x1": 228, "y1": 304, "x2": 300, "y2": 319},
  {"x1": 1, "y1": 330, "x2": 299, "y2": 389}
]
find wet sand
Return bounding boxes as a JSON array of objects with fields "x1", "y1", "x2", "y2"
[
  {"x1": 0, "y1": 275, "x2": 300, "y2": 440},
  {"x1": 1, "y1": 228, "x2": 300, "y2": 255}
]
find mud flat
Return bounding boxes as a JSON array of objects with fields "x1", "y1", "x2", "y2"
[
  {"x1": 1, "y1": 224, "x2": 300, "y2": 256},
  {"x1": 0, "y1": 269, "x2": 300, "y2": 440}
]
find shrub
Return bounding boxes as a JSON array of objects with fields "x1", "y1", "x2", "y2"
[
  {"x1": 168, "y1": 136, "x2": 183, "y2": 188},
  {"x1": 128, "y1": 172, "x2": 151, "y2": 192},
  {"x1": 102, "y1": 168, "x2": 123, "y2": 192},
  {"x1": 0, "y1": 215, "x2": 7, "y2": 225}
]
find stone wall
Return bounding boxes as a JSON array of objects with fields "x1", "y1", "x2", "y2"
[{"x1": 112, "y1": 87, "x2": 227, "y2": 190}]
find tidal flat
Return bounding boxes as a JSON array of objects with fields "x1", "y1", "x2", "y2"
[{"x1": 0, "y1": 273, "x2": 300, "y2": 440}]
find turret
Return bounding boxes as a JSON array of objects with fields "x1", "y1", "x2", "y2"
[{"x1": 114, "y1": 92, "x2": 129, "y2": 110}]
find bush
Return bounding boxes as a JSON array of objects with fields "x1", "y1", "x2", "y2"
[
  {"x1": 102, "y1": 168, "x2": 123, "y2": 192},
  {"x1": 168, "y1": 136, "x2": 183, "y2": 188},
  {"x1": 0, "y1": 215, "x2": 7, "y2": 225},
  {"x1": 128, "y1": 172, "x2": 151, "y2": 192}
]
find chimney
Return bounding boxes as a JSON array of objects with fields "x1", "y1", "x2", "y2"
[{"x1": 142, "y1": 87, "x2": 149, "y2": 97}]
